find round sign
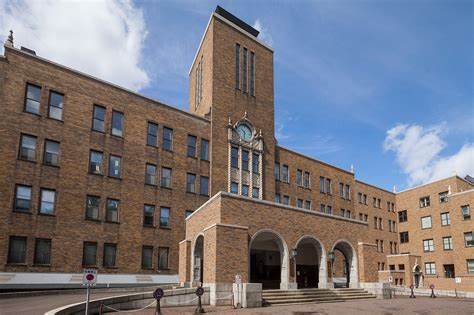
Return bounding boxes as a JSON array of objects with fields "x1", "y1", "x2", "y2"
[
  {"x1": 86, "y1": 274, "x2": 95, "y2": 281},
  {"x1": 430, "y1": 284, "x2": 435, "y2": 289},
  {"x1": 409, "y1": 284, "x2": 414, "y2": 289},
  {"x1": 196, "y1": 287, "x2": 204, "y2": 296},
  {"x1": 153, "y1": 288, "x2": 164, "y2": 300}
]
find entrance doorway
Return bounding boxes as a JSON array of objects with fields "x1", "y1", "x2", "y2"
[
  {"x1": 193, "y1": 235, "x2": 204, "y2": 284},
  {"x1": 331, "y1": 240, "x2": 358, "y2": 288},
  {"x1": 413, "y1": 265, "x2": 421, "y2": 288},
  {"x1": 295, "y1": 237, "x2": 325, "y2": 288}
]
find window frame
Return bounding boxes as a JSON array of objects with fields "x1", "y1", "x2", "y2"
[
  {"x1": 92, "y1": 104, "x2": 106, "y2": 133},
  {"x1": 7, "y1": 236, "x2": 27, "y2": 264},
  {"x1": 108, "y1": 154, "x2": 122, "y2": 179},
  {"x1": 105, "y1": 198, "x2": 120, "y2": 223},
  {"x1": 186, "y1": 173, "x2": 196, "y2": 193},
  {"x1": 39, "y1": 188, "x2": 56, "y2": 215},
  {"x1": 442, "y1": 236, "x2": 453, "y2": 251},
  {"x1": 145, "y1": 163, "x2": 158, "y2": 186},
  {"x1": 89, "y1": 150, "x2": 104, "y2": 175},
  {"x1": 421, "y1": 216, "x2": 432, "y2": 229},
  {"x1": 47, "y1": 90, "x2": 64, "y2": 121},
  {"x1": 43, "y1": 139, "x2": 60, "y2": 167},
  {"x1": 85, "y1": 195, "x2": 101, "y2": 221},
  {"x1": 111, "y1": 110, "x2": 124, "y2": 137},
  {"x1": 142, "y1": 246, "x2": 153, "y2": 269},
  {"x1": 147, "y1": 121, "x2": 158, "y2": 147},
  {"x1": 158, "y1": 247, "x2": 170, "y2": 270},
  {"x1": 162, "y1": 127, "x2": 173, "y2": 151},
  {"x1": 24, "y1": 83, "x2": 42, "y2": 115},
  {"x1": 200, "y1": 139, "x2": 209, "y2": 161},
  {"x1": 423, "y1": 239, "x2": 434, "y2": 252},
  {"x1": 18, "y1": 133, "x2": 37, "y2": 162},
  {"x1": 187, "y1": 135, "x2": 197, "y2": 158},
  {"x1": 398, "y1": 210, "x2": 408, "y2": 223},
  {"x1": 161, "y1": 167, "x2": 172, "y2": 189},
  {"x1": 82, "y1": 241, "x2": 98, "y2": 267},
  {"x1": 143, "y1": 204, "x2": 155, "y2": 227},
  {"x1": 14, "y1": 184, "x2": 32, "y2": 213},
  {"x1": 200, "y1": 176, "x2": 209, "y2": 196},
  {"x1": 425, "y1": 262, "x2": 436, "y2": 275},
  {"x1": 103, "y1": 243, "x2": 117, "y2": 268},
  {"x1": 159, "y1": 207, "x2": 170, "y2": 228},
  {"x1": 440, "y1": 212, "x2": 451, "y2": 226},
  {"x1": 464, "y1": 232, "x2": 474, "y2": 247},
  {"x1": 33, "y1": 238, "x2": 52, "y2": 266}
]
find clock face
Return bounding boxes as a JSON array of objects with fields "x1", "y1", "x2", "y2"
[{"x1": 237, "y1": 124, "x2": 252, "y2": 141}]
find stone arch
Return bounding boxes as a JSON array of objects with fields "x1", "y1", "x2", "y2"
[
  {"x1": 190, "y1": 233, "x2": 205, "y2": 285},
  {"x1": 331, "y1": 239, "x2": 359, "y2": 288},
  {"x1": 413, "y1": 264, "x2": 423, "y2": 288},
  {"x1": 294, "y1": 235, "x2": 328, "y2": 288},
  {"x1": 248, "y1": 229, "x2": 290, "y2": 289}
]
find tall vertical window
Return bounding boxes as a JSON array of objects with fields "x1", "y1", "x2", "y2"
[
  {"x1": 231, "y1": 146, "x2": 239, "y2": 168},
  {"x1": 108, "y1": 155, "x2": 122, "y2": 178},
  {"x1": 142, "y1": 246, "x2": 153, "y2": 269},
  {"x1": 230, "y1": 182, "x2": 238, "y2": 194},
  {"x1": 425, "y1": 262, "x2": 436, "y2": 275},
  {"x1": 86, "y1": 195, "x2": 100, "y2": 220},
  {"x1": 160, "y1": 207, "x2": 170, "y2": 227},
  {"x1": 161, "y1": 167, "x2": 172, "y2": 188},
  {"x1": 297, "y1": 199, "x2": 303, "y2": 208},
  {"x1": 242, "y1": 150, "x2": 249, "y2": 171},
  {"x1": 24, "y1": 83, "x2": 41, "y2": 114},
  {"x1": 147, "y1": 122, "x2": 158, "y2": 147},
  {"x1": 19, "y1": 134, "x2": 37, "y2": 161},
  {"x1": 461, "y1": 205, "x2": 471, "y2": 220},
  {"x1": 242, "y1": 47, "x2": 248, "y2": 93},
  {"x1": 7, "y1": 236, "x2": 27, "y2": 264},
  {"x1": 143, "y1": 205, "x2": 155, "y2": 227},
  {"x1": 187, "y1": 135, "x2": 197, "y2": 157},
  {"x1": 200, "y1": 139, "x2": 209, "y2": 160},
  {"x1": 320, "y1": 177, "x2": 325, "y2": 193},
  {"x1": 158, "y1": 247, "x2": 169, "y2": 269},
  {"x1": 252, "y1": 153, "x2": 259, "y2": 174},
  {"x1": 320, "y1": 204, "x2": 325, "y2": 213},
  {"x1": 326, "y1": 205, "x2": 332, "y2": 214},
  {"x1": 252, "y1": 187, "x2": 259, "y2": 198},
  {"x1": 145, "y1": 163, "x2": 157, "y2": 186},
  {"x1": 163, "y1": 127, "x2": 173, "y2": 151},
  {"x1": 443, "y1": 236, "x2": 453, "y2": 250},
  {"x1": 296, "y1": 169, "x2": 303, "y2": 186},
  {"x1": 274, "y1": 162, "x2": 280, "y2": 180},
  {"x1": 43, "y1": 140, "x2": 60, "y2": 166},
  {"x1": 195, "y1": 57, "x2": 203, "y2": 108},
  {"x1": 250, "y1": 51, "x2": 255, "y2": 96},
  {"x1": 345, "y1": 184, "x2": 350, "y2": 199},
  {"x1": 339, "y1": 183, "x2": 344, "y2": 197},
  {"x1": 281, "y1": 165, "x2": 289, "y2": 183},
  {"x1": 92, "y1": 105, "x2": 106, "y2": 132},
  {"x1": 34, "y1": 238, "x2": 51, "y2": 265},
  {"x1": 283, "y1": 195, "x2": 290, "y2": 205},
  {"x1": 275, "y1": 194, "x2": 281, "y2": 203},
  {"x1": 82, "y1": 242, "x2": 97, "y2": 266},
  {"x1": 106, "y1": 199, "x2": 119, "y2": 223},
  {"x1": 14, "y1": 185, "x2": 32, "y2": 212},
  {"x1": 48, "y1": 91, "x2": 63, "y2": 120},
  {"x1": 39, "y1": 189, "x2": 55, "y2": 215},
  {"x1": 89, "y1": 150, "x2": 103, "y2": 175},
  {"x1": 304, "y1": 172, "x2": 310, "y2": 188},
  {"x1": 200, "y1": 176, "x2": 209, "y2": 196},
  {"x1": 440, "y1": 212, "x2": 450, "y2": 226},
  {"x1": 111, "y1": 110, "x2": 124, "y2": 137},
  {"x1": 186, "y1": 173, "x2": 196, "y2": 193},
  {"x1": 325, "y1": 178, "x2": 332, "y2": 194},
  {"x1": 304, "y1": 200, "x2": 311, "y2": 210},
  {"x1": 468, "y1": 260, "x2": 474, "y2": 274},
  {"x1": 242, "y1": 185, "x2": 249, "y2": 196},
  {"x1": 103, "y1": 243, "x2": 117, "y2": 268},
  {"x1": 465, "y1": 232, "x2": 474, "y2": 247},
  {"x1": 235, "y1": 43, "x2": 240, "y2": 89}
]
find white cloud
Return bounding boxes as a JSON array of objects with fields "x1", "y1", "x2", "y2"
[
  {"x1": 384, "y1": 123, "x2": 474, "y2": 186},
  {"x1": 0, "y1": 0, "x2": 149, "y2": 91},
  {"x1": 253, "y1": 19, "x2": 273, "y2": 46}
]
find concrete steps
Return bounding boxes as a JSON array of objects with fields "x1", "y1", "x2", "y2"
[{"x1": 262, "y1": 288, "x2": 376, "y2": 306}]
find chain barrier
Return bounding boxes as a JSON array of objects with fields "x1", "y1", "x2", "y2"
[{"x1": 101, "y1": 300, "x2": 156, "y2": 313}]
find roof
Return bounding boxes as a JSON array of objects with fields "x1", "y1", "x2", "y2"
[{"x1": 214, "y1": 6, "x2": 259, "y2": 37}]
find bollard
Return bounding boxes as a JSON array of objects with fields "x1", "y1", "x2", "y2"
[
  {"x1": 194, "y1": 286, "x2": 205, "y2": 314},
  {"x1": 430, "y1": 284, "x2": 436, "y2": 298},
  {"x1": 153, "y1": 288, "x2": 164, "y2": 315},
  {"x1": 99, "y1": 303, "x2": 103, "y2": 315},
  {"x1": 409, "y1": 284, "x2": 416, "y2": 298}
]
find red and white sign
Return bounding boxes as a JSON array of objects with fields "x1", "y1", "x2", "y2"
[{"x1": 82, "y1": 269, "x2": 98, "y2": 286}]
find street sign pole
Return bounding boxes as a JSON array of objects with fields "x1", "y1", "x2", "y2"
[{"x1": 85, "y1": 284, "x2": 91, "y2": 315}]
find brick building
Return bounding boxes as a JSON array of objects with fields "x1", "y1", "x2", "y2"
[{"x1": 0, "y1": 7, "x2": 472, "y2": 293}]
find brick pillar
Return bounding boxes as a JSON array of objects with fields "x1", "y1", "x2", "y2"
[{"x1": 178, "y1": 240, "x2": 191, "y2": 285}]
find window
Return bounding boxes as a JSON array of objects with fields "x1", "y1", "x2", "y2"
[
  {"x1": 242, "y1": 185, "x2": 249, "y2": 196},
  {"x1": 341, "y1": 209, "x2": 346, "y2": 217},
  {"x1": 283, "y1": 195, "x2": 289, "y2": 205},
  {"x1": 24, "y1": 83, "x2": 41, "y2": 114},
  {"x1": 374, "y1": 217, "x2": 378, "y2": 229},
  {"x1": 465, "y1": 232, "x2": 474, "y2": 247},
  {"x1": 142, "y1": 246, "x2": 153, "y2": 269},
  {"x1": 163, "y1": 127, "x2": 173, "y2": 151},
  {"x1": 89, "y1": 150, "x2": 103, "y2": 175},
  {"x1": 158, "y1": 247, "x2": 169, "y2": 269},
  {"x1": 304, "y1": 172, "x2": 310, "y2": 188},
  {"x1": 467, "y1": 260, "x2": 474, "y2": 274},
  {"x1": 461, "y1": 205, "x2": 471, "y2": 220},
  {"x1": 195, "y1": 56, "x2": 203, "y2": 107},
  {"x1": 19, "y1": 134, "x2": 37, "y2": 161},
  {"x1": 186, "y1": 173, "x2": 196, "y2": 193},
  {"x1": 201, "y1": 139, "x2": 209, "y2": 161},
  {"x1": 421, "y1": 216, "x2": 432, "y2": 229},
  {"x1": 14, "y1": 185, "x2": 31, "y2": 212},
  {"x1": 363, "y1": 194, "x2": 367, "y2": 205},
  {"x1": 380, "y1": 240, "x2": 384, "y2": 252},
  {"x1": 242, "y1": 150, "x2": 249, "y2": 171},
  {"x1": 231, "y1": 146, "x2": 239, "y2": 169},
  {"x1": 92, "y1": 105, "x2": 106, "y2": 132},
  {"x1": 7, "y1": 236, "x2": 27, "y2": 264},
  {"x1": 161, "y1": 167, "x2": 172, "y2": 188},
  {"x1": 339, "y1": 183, "x2": 344, "y2": 197},
  {"x1": 425, "y1": 262, "x2": 436, "y2": 275},
  {"x1": 48, "y1": 91, "x2": 63, "y2": 120},
  {"x1": 281, "y1": 165, "x2": 289, "y2": 183},
  {"x1": 235, "y1": 43, "x2": 240, "y2": 89},
  {"x1": 185, "y1": 210, "x2": 193, "y2": 218},
  {"x1": 443, "y1": 236, "x2": 453, "y2": 250},
  {"x1": 242, "y1": 47, "x2": 248, "y2": 93},
  {"x1": 82, "y1": 242, "x2": 97, "y2": 266},
  {"x1": 325, "y1": 178, "x2": 332, "y2": 194},
  {"x1": 420, "y1": 196, "x2": 430, "y2": 208},
  {"x1": 187, "y1": 135, "x2": 197, "y2": 157},
  {"x1": 147, "y1": 122, "x2": 158, "y2": 147},
  {"x1": 39, "y1": 189, "x2": 55, "y2": 215},
  {"x1": 274, "y1": 162, "x2": 280, "y2": 180},
  {"x1": 43, "y1": 140, "x2": 60, "y2": 166},
  {"x1": 252, "y1": 153, "x2": 259, "y2": 174},
  {"x1": 34, "y1": 238, "x2": 51, "y2": 265},
  {"x1": 398, "y1": 264, "x2": 405, "y2": 270},
  {"x1": 200, "y1": 176, "x2": 209, "y2": 196},
  {"x1": 326, "y1": 205, "x2": 332, "y2": 215},
  {"x1": 143, "y1": 205, "x2": 155, "y2": 227},
  {"x1": 297, "y1": 199, "x2": 303, "y2": 208},
  {"x1": 305, "y1": 200, "x2": 311, "y2": 210},
  {"x1": 85, "y1": 195, "x2": 100, "y2": 220},
  {"x1": 320, "y1": 204, "x2": 325, "y2": 213},
  {"x1": 145, "y1": 164, "x2": 157, "y2": 186},
  {"x1": 439, "y1": 191, "x2": 448, "y2": 203},
  {"x1": 358, "y1": 192, "x2": 362, "y2": 203},
  {"x1": 297, "y1": 169, "x2": 303, "y2": 186},
  {"x1": 400, "y1": 231, "x2": 409, "y2": 243},
  {"x1": 398, "y1": 210, "x2": 407, "y2": 223},
  {"x1": 111, "y1": 110, "x2": 124, "y2": 137},
  {"x1": 106, "y1": 199, "x2": 119, "y2": 223},
  {"x1": 441, "y1": 212, "x2": 450, "y2": 226},
  {"x1": 252, "y1": 187, "x2": 259, "y2": 199},
  {"x1": 344, "y1": 184, "x2": 350, "y2": 199},
  {"x1": 102, "y1": 243, "x2": 117, "y2": 268},
  {"x1": 108, "y1": 155, "x2": 122, "y2": 178},
  {"x1": 379, "y1": 218, "x2": 383, "y2": 230},
  {"x1": 275, "y1": 194, "x2": 281, "y2": 203},
  {"x1": 423, "y1": 239, "x2": 434, "y2": 252},
  {"x1": 160, "y1": 207, "x2": 170, "y2": 227},
  {"x1": 444, "y1": 264, "x2": 455, "y2": 278},
  {"x1": 230, "y1": 182, "x2": 238, "y2": 194},
  {"x1": 250, "y1": 51, "x2": 255, "y2": 96}
]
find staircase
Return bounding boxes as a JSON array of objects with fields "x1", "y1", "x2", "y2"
[{"x1": 262, "y1": 288, "x2": 376, "y2": 306}]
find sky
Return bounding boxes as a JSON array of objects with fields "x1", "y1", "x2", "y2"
[{"x1": 1, "y1": 0, "x2": 473, "y2": 191}]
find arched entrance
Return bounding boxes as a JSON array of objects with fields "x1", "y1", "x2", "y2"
[
  {"x1": 295, "y1": 236, "x2": 327, "y2": 288},
  {"x1": 331, "y1": 240, "x2": 358, "y2": 288},
  {"x1": 249, "y1": 230, "x2": 289, "y2": 289},
  {"x1": 192, "y1": 235, "x2": 204, "y2": 284},
  {"x1": 413, "y1": 265, "x2": 422, "y2": 288}
]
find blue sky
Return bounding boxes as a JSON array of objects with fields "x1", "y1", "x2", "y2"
[{"x1": 1, "y1": 0, "x2": 473, "y2": 191}]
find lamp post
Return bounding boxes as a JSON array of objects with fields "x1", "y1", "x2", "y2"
[{"x1": 328, "y1": 251, "x2": 335, "y2": 277}]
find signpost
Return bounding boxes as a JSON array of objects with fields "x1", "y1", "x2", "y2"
[
  {"x1": 195, "y1": 286, "x2": 205, "y2": 314},
  {"x1": 153, "y1": 288, "x2": 164, "y2": 315},
  {"x1": 409, "y1": 284, "x2": 416, "y2": 299},
  {"x1": 430, "y1": 284, "x2": 436, "y2": 298},
  {"x1": 82, "y1": 269, "x2": 98, "y2": 315}
]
